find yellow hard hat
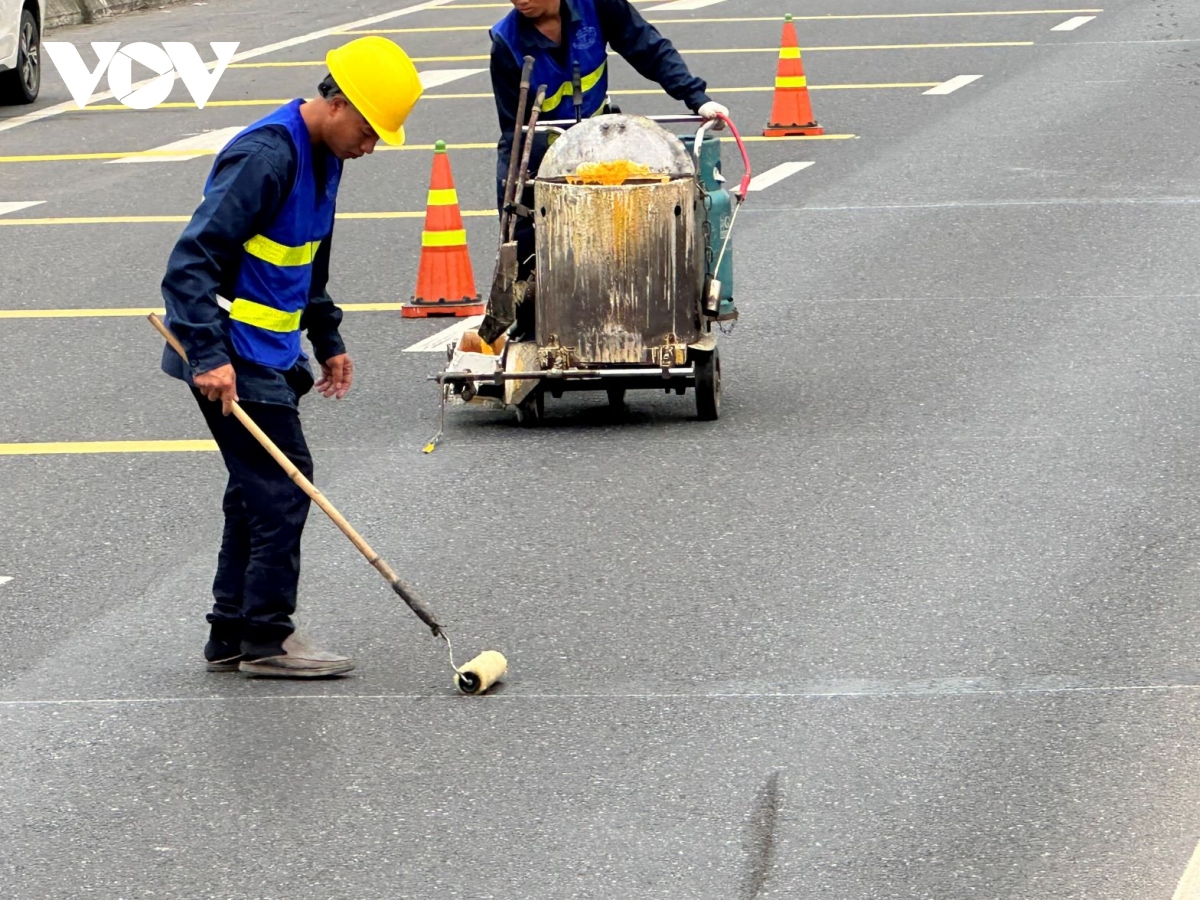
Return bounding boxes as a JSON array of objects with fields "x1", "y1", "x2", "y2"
[{"x1": 326, "y1": 36, "x2": 423, "y2": 146}]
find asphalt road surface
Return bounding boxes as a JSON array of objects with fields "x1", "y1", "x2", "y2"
[{"x1": 2, "y1": 0, "x2": 1200, "y2": 897}]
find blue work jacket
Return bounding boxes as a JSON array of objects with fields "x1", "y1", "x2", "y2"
[
  {"x1": 489, "y1": 0, "x2": 711, "y2": 204},
  {"x1": 160, "y1": 106, "x2": 346, "y2": 408}
]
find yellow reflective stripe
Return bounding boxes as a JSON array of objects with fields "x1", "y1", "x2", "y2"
[
  {"x1": 244, "y1": 234, "x2": 320, "y2": 267},
  {"x1": 228, "y1": 298, "x2": 303, "y2": 332},
  {"x1": 422, "y1": 229, "x2": 467, "y2": 247},
  {"x1": 541, "y1": 61, "x2": 607, "y2": 114},
  {"x1": 427, "y1": 188, "x2": 459, "y2": 206},
  {"x1": 780, "y1": 47, "x2": 802, "y2": 59},
  {"x1": 776, "y1": 76, "x2": 808, "y2": 89}
]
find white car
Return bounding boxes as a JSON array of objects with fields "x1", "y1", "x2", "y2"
[{"x1": 0, "y1": 0, "x2": 43, "y2": 104}]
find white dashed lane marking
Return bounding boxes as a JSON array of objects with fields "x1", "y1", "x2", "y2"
[
  {"x1": 1174, "y1": 839, "x2": 1200, "y2": 900},
  {"x1": 0, "y1": 201, "x2": 45, "y2": 216},
  {"x1": 924, "y1": 74, "x2": 983, "y2": 95},
  {"x1": 1052, "y1": 15, "x2": 1096, "y2": 30},
  {"x1": 747, "y1": 162, "x2": 814, "y2": 192}
]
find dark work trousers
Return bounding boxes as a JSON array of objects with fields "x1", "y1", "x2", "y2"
[
  {"x1": 192, "y1": 387, "x2": 314, "y2": 655},
  {"x1": 512, "y1": 182, "x2": 537, "y2": 338}
]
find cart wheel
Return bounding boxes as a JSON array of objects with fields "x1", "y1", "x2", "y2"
[
  {"x1": 694, "y1": 349, "x2": 720, "y2": 421},
  {"x1": 606, "y1": 387, "x2": 626, "y2": 409},
  {"x1": 515, "y1": 389, "x2": 544, "y2": 427}
]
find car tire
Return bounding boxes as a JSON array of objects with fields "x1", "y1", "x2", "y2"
[{"x1": 0, "y1": 7, "x2": 40, "y2": 106}]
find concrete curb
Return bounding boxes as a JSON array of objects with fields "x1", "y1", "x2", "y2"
[{"x1": 45, "y1": 0, "x2": 188, "y2": 30}]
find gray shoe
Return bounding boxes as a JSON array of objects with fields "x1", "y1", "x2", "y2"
[{"x1": 238, "y1": 632, "x2": 356, "y2": 679}]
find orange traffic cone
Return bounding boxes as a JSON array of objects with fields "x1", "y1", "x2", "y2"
[
  {"x1": 764, "y1": 14, "x2": 824, "y2": 137},
  {"x1": 402, "y1": 140, "x2": 483, "y2": 318}
]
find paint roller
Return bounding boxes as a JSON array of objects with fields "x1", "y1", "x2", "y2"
[
  {"x1": 149, "y1": 313, "x2": 508, "y2": 694},
  {"x1": 454, "y1": 650, "x2": 508, "y2": 695}
]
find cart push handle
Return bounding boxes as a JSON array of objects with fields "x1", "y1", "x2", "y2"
[
  {"x1": 692, "y1": 113, "x2": 752, "y2": 201},
  {"x1": 716, "y1": 113, "x2": 752, "y2": 201}
]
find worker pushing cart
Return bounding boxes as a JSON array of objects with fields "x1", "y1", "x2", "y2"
[{"x1": 488, "y1": 0, "x2": 735, "y2": 339}]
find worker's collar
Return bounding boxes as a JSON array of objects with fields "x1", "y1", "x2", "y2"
[{"x1": 514, "y1": 0, "x2": 577, "y2": 49}]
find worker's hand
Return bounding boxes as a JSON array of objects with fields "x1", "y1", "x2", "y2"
[
  {"x1": 194, "y1": 363, "x2": 238, "y2": 416},
  {"x1": 317, "y1": 353, "x2": 354, "y2": 400},
  {"x1": 698, "y1": 101, "x2": 729, "y2": 131}
]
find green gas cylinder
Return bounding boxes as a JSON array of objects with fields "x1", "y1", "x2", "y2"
[{"x1": 678, "y1": 131, "x2": 735, "y2": 319}]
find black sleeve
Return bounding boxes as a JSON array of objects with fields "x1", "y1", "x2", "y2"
[
  {"x1": 491, "y1": 36, "x2": 523, "y2": 209},
  {"x1": 301, "y1": 230, "x2": 346, "y2": 364},
  {"x1": 598, "y1": 0, "x2": 711, "y2": 112},
  {"x1": 160, "y1": 130, "x2": 293, "y2": 374}
]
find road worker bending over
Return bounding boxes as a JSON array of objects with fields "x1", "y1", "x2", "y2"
[{"x1": 159, "y1": 37, "x2": 423, "y2": 678}]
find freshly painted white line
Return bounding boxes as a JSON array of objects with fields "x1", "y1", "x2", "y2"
[
  {"x1": 1052, "y1": 15, "x2": 1096, "y2": 30},
  {"x1": 0, "y1": 576, "x2": 11, "y2": 586},
  {"x1": 107, "y1": 127, "x2": 243, "y2": 164},
  {"x1": 0, "y1": 0, "x2": 460, "y2": 135},
  {"x1": 924, "y1": 74, "x2": 983, "y2": 95},
  {"x1": 403, "y1": 315, "x2": 484, "y2": 352},
  {"x1": 3, "y1": 679, "x2": 1200, "y2": 707},
  {"x1": 644, "y1": 0, "x2": 727, "y2": 10},
  {"x1": 747, "y1": 161, "x2": 814, "y2": 192},
  {"x1": 418, "y1": 68, "x2": 486, "y2": 89},
  {"x1": 1174, "y1": 840, "x2": 1200, "y2": 900},
  {"x1": 0, "y1": 201, "x2": 44, "y2": 216}
]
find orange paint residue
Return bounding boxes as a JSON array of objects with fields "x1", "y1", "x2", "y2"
[{"x1": 566, "y1": 160, "x2": 668, "y2": 185}]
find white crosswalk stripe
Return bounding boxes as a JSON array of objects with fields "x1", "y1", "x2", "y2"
[
  {"x1": 419, "y1": 68, "x2": 487, "y2": 89},
  {"x1": 107, "y1": 127, "x2": 244, "y2": 164},
  {"x1": 644, "y1": 0, "x2": 728, "y2": 9},
  {"x1": 403, "y1": 316, "x2": 485, "y2": 353}
]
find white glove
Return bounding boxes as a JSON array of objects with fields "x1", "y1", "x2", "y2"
[{"x1": 698, "y1": 101, "x2": 729, "y2": 130}]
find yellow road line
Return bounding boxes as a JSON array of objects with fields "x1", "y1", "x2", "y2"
[
  {"x1": 0, "y1": 214, "x2": 192, "y2": 223},
  {"x1": 420, "y1": 83, "x2": 935, "y2": 98},
  {"x1": 0, "y1": 150, "x2": 210, "y2": 162},
  {"x1": 813, "y1": 82, "x2": 939, "y2": 90},
  {"x1": 82, "y1": 99, "x2": 289, "y2": 110},
  {"x1": 229, "y1": 54, "x2": 492, "y2": 67},
  {"x1": 436, "y1": 0, "x2": 658, "y2": 6},
  {"x1": 228, "y1": 36, "x2": 1032, "y2": 66},
  {"x1": 0, "y1": 303, "x2": 408, "y2": 319},
  {"x1": 0, "y1": 440, "x2": 218, "y2": 455},
  {"x1": 343, "y1": 10, "x2": 1099, "y2": 32},
  {"x1": 0, "y1": 133, "x2": 855, "y2": 167},
  {"x1": 77, "y1": 81, "x2": 931, "y2": 110},
  {"x1": 0, "y1": 144, "x2": 505, "y2": 161},
  {"x1": 0, "y1": 210, "x2": 496, "y2": 226},
  {"x1": 428, "y1": 3, "x2": 1095, "y2": 11},
  {"x1": 0, "y1": 306, "x2": 166, "y2": 317},
  {"x1": 338, "y1": 25, "x2": 485, "y2": 33},
  {"x1": 693, "y1": 42, "x2": 1033, "y2": 52},
  {"x1": 652, "y1": 9, "x2": 1100, "y2": 24},
  {"x1": 334, "y1": 9, "x2": 1104, "y2": 33}
]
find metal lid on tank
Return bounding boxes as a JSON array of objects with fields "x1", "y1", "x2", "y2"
[{"x1": 537, "y1": 114, "x2": 697, "y2": 182}]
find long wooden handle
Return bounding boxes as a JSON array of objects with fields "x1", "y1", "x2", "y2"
[
  {"x1": 506, "y1": 84, "x2": 547, "y2": 244},
  {"x1": 500, "y1": 55, "x2": 536, "y2": 248},
  {"x1": 148, "y1": 313, "x2": 443, "y2": 635}
]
